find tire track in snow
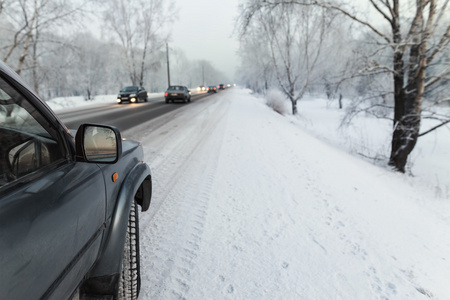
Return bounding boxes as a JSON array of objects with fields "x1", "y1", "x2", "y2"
[{"x1": 131, "y1": 96, "x2": 230, "y2": 299}]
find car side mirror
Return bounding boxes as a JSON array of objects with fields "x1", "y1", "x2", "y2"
[{"x1": 75, "y1": 124, "x2": 122, "y2": 163}]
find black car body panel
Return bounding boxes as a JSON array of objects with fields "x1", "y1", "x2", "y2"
[
  {"x1": 117, "y1": 86, "x2": 148, "y2": 104},
  {"x1": 0, "y1": 162, "x2": 106, "y2": 299},
  {"x1": 0, "y1": 61, "x2": 152, "y2": 299}
]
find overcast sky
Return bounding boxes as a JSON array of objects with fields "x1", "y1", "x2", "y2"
[{"x1": 170, "y1": 0, "x2": 241, "y2": 81}]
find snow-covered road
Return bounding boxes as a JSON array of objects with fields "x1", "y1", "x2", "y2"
[{"x1": 124, "y1": 88, "x2": 450, "y2": 299}]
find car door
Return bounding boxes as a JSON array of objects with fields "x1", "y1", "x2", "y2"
[
  {"x1": 136, "y1": 87, "x2": 144, "y2": 101},
  {"x1": 0, "y1": 76, "x2": 106, "y2": 299}
]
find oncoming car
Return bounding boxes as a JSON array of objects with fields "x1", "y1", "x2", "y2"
[
  {"x1": 164, "y1": 85, "x2": 191, "y2": 103},
  {"x1": 0, "y1": 60, "x2": 152, "y2": 300},
  {"x1": 117, "y1": 86, "x2": 149, "y2": 104}
]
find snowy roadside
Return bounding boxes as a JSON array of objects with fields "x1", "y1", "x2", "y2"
[
  {"x1": 122, "y1": 88, "x2": 450, "y2": 299},
  {"x1": 286, "y1": 94, "x2": 450, "y2": 199},
  {"x1": 46, "y1": 93, "x2": 163, "y2": 111}
]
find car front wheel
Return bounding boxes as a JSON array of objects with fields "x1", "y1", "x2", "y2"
[{"x1": 117, "y1": 200, "x2": 141, "y2": 300}]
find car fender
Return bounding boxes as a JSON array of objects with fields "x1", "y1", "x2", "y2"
[{"x1": 81, "y1": 162, "x2": 151, "y2": 295}]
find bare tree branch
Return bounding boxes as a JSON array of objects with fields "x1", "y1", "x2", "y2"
[
  {"x1": 425, "y1": 66, "x2": 450, "y2": 88},
  {"x1": 368, "y1": 0, "x2": 394, "y2": 26},
  {"x1": 419, "y1": 119, "x2": 450, "y2": 136},
  {"x1": 427, "y1": 24, "x2": 450, "y2": 64}
]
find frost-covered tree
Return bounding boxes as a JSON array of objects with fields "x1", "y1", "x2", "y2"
[
  {"x1": 103, "y1": 0, "x2": 176, "y2": 87},
  {"x1": 239, "y1": 1, "x2": 338, "y2": 114},
  {"x1": 237, "y1": 23, "x2": 275, "y2": 94},
  {"x1": 239, "y1": 0, "x2": 450, "y2": 173},
  {"x1": 0, "y1": 0, "x2": 88, "y2": 93},
  {"x1": 71, "y1": 33, "x2": 109, "y2": 100}
]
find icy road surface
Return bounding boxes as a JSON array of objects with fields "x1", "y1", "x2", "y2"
[{"x1": 124, "y1": 88, "x2": 450, "y2": 300}]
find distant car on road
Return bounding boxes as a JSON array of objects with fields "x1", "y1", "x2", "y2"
[
  {"x1": 117, "y1": 86, "x2": 149, "y2": 104},
  {"x1": 218, "y1": 84, "x2": 225, "y2": 90},
  {"x1": 0, "y1": 60, "x2": 152, "y2": 299},
  {"x1": 165, "y1": 85, "x2": 191, "y2": 103},
  {"x1": 207, "y1": 86, "x2": 217, "y2": 93}
]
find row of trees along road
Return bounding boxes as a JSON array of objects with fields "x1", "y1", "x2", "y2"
[
  {"x1": 0, "y1": 0, "x2": 228, "y2": 101},
  {"x1": 238, "y1": 0, "x2": 450, "y2": 173}
]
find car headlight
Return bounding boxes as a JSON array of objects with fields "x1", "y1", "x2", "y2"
[
  {"x1": 117, "y1": 99, "x2": 122, "y2": 103},
  {"x1": 130, "y1": 97, "x2": 136, "y2": 102},
  {"x1": 130, "y1": 94, "x2": 136, "y2": 97}
]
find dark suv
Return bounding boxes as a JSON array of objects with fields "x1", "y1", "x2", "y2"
[
  {"x1": 117, "y1": 86, "x2": 149, "y2": 104},
  {"x1": 0, "y1": 61, "x2": 152, "y2": 300}
]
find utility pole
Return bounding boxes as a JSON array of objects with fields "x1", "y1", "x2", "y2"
[
  {"x1": 202, "y1": 64, "x2": 205, "y2": 86},
  {"x1": 166, "y1": 43, "x2": 171, "y2": 87}
]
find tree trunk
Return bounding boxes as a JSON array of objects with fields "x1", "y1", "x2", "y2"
[
  {"x1": 388, "y1": 50, "x2": 407, "y2": 171},
  {"x1": 389, "y1": 1, "x2": 428, "y2": 172}
]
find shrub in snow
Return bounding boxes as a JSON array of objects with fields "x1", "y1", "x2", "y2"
[{"x1": 266, "y1": 89, "x2": 289, "y2": 115}]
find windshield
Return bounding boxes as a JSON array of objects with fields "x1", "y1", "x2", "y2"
[
  {"x1": 0, "y1": 84, "x2": 48, "y2": 137},
  {"x1": 120, "y1": 86, "x2": 138, "y2": 92},
  {"x1": 168, "y1": 86, "x2": 183, "y2": 91}
]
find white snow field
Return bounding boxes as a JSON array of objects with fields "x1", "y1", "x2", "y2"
[{"x1": 113, "y1": 88, "x2": 450, "y2": 300}]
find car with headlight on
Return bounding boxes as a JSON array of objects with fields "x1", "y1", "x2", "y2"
[
  {"x1": 164, "y1": 85, "x2": 191, "y2": 103},
  {"x1": 0, "y1": 60, "x2": 152, "y2": 300},
  {"x1": 117, "y1": 86, "x2": 149, "y2": 104}
]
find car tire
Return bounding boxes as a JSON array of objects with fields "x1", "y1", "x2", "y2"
[
  {"x1": 117, "y1": 200, "x2": 141, "y2": 300},
  {"x1": 165, "y1": 99, "x2": 169, "y2": 104}
]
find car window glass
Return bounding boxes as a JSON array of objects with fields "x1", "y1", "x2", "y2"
[
  {"x1": 122, "y1": 86, "x2": 137, "y2": 92},
  {"x1": 0, "y1": 77, "x2": 65, "y2": 186},
  {"x1": 0, "y1": 89, "x2": 48, "y2": 136}
]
